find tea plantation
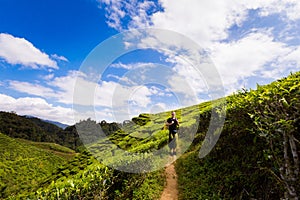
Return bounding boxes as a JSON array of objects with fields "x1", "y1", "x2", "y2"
[{"x1": 0, "y1": 71, "x2": 300, "y2": 199}]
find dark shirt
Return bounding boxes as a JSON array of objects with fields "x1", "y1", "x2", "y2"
[{"x1": 167, "y1": 117, "x2": 179, "y2": 131}]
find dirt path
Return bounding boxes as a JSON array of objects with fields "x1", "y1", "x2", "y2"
[{"x1": 160, "y1": 162, "x2": 178, "y2": 200}]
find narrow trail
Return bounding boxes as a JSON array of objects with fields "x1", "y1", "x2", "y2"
[{"x1": 160, "y1": 161, "x2": 178, "y2": 200}]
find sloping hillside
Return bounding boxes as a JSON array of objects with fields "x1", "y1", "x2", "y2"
[
  {"x1": 176, "y1": 72, "x2": 300, "y2": 199},
  {"x1": 0, "y1": 133, "x2": 76, "y2": 198},
  {"x1": 1, "y1": 72, "x2": 300, "y2": 199}
]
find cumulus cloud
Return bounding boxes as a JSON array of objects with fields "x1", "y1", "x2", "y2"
[
  {"x1": 8, "y1": 80, "x2": 57, "y2": 98},
  {"x1": 128, "y1": 85, "x2": 152, "y2": 107},
  {"x1": 0, "y1": 33, "x2": 58, "y2": 69},
  {"x1": 99, "y1": 0, "x2": 300, "y2": 96},
  {"x1": 7, "y1": 69, "x2": 159, "y2": 121},
  {"x1": 211, "y1": 31, "x2": 292, "y2": 85},
  {"x1": 7, "y1": 64, "x2": 208, "y2": 122},
  {"x1": 6, "y1": 0, "x2": 300, "y2": 122},
  {"x1": 258, "y1": 0, "x2": 300, "y2": 21},
  {"x1": 0, "y1": 93, "x2": 74, "y2": 125},
  {"x1": 0, "y1": 91, "x2": 117, "y2": 123}
]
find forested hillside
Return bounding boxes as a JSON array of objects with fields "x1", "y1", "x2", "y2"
[
  {"x1": 0, "y1": 112, "x2": 81, "y2": 150},
  {"x1": 0, "y1": 112, "x2": 125, "y2": 152}
]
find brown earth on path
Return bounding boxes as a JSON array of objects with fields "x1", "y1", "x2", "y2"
[{"x1": 160, "y1": 162, "x2": 178, "y2": 200}]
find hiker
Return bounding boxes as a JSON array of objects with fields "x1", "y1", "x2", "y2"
[{"x1": 166, "y1": 111, "x2": 179, "y2": 156}]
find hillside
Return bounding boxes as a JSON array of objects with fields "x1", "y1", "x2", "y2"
[
  {"x1": 43, "y1": 119, "x2": 69, "y2": 129},
  {"x1": 0, "y1": 133, "x2": 76, "y2": 198},
  {"x1": 0, "y1": 121, "x2": 165, "y2": 199},
  {"x1": 1, "y1": 71, "x2": 300, "y2": 199},
  {"x1": 176, "y1": 72, "x2": 300, "y2": 199}
]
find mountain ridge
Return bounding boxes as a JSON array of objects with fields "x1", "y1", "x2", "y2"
[{"x1": 24, "y1": 115, "x2": 69, "y2": 129}]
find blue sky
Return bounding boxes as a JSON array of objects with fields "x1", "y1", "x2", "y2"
[{"x1": 1, "y1": 0, "x2": 300, "y2": 124}]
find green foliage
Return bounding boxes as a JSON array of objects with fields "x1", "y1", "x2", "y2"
[
  {"x1": 0, "y1": 112, "x2": 46, "y2": 141},
  {"x1": 19, "y1": 151, "x2": 164, "y2": 200},
  {"x1": 132, "y1": 113, "x2": 151, "y2": 126},
  {"x1": 0, "y1": 112, "x2": 82, "y2": 151},
  {"x1": 100, "y1": 120, "x2": 121, "y2": 135},
  {"x1": 0, "y1": 133, "x2": 72, "y2": 198},
  {"x1": 20, "y1": 139, "x2": 76, "y2": 154},
  {"x1": 228, "y1": 72, "x2": 300, "y2": 198},
  {"x1": 3, "y1": 72, "x2": 300, "y2": 199},
  {"x1": 33, "y1": 160, "x2": 113, "y2": 200},
  {"x1": 131, "y1": 170, "x2": 165, "y2": 200},
  {"x1": 176, "y1": 71, "x2": 300, "y2": 199},
  {"x1": 1, "y1": 115, "x2": 167, "y2": 199}
]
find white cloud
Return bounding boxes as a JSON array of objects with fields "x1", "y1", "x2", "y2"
[
  {"x1": 42, "y1": 73, "x2": 55, "y2": 81},
  {"x1": 148, "y1": 0, "x2": 300, "y2": 47},
  {"x1": 0, "y1": 93, "x2": 74, "y2": 125},
  {"x1": 8, "y1": 71, "x2": 90, "y2": 105},
  {"x1": 284, "y1": 46, "x2": 300, "y2": 64},
  {"x1": 149, "y1": 102, "x2": 167, "y2": 113},
  {"x1": 100, "y1": 0, "x2": 300, "y2": 36},
  {"x1": 259, "y1": 0, "x2": 300, "y2": 21},
  {"x1": 6, "y1": 64, "x2": 207, "y2": 122},
  {"x1": 0, "y1": 33, "x2": 58, "y2": 69},
  {"x1": 110, "y1": 62, "x2": 133, "y2": 69},
  {"x1": 128, "y1": 85, "x2": 152, "y2": 107},
  {"x1": 149, "y1": 85, "x2": 171, "y2": 97},
  {"x1": 7, "y1": 70, "x2": 157, "y2": 119},
  {"x1": 49, "y1": 71, "x2": 88, "y2": 105},
  {"x1": 151, "y1": 1, "x2": 240, "y2": 46},
  {"x1": 106, "y1": 74, "x2": 137, "y2": 85},
  {"x1": 100, "y1": 0, "x2": 300, "y2": 96},
  {"x1": 8, "y1": 80, "x2": 57, "y2": 98},
  {"x1": 268, "y1": 45, "x2": 300, "y2": 78},
  {"x1": 100, "y1": 0, "x2": 258, "y2": 44},
  {"x1": 110, "y1": 62, "x2": 157, "y2": 70},
  {"x1": 98, "y1": 0, "x2": 157, "y2": 31},
  {"x1": 51, "y1": 54, "x2": 68, "y2": 62},
  {"x1": 211, "y1": 31, "x2": 291, "y2": 85}
]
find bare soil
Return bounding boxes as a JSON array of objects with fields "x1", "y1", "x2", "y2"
[{"x1": 160, "y1": 162, "x2": 178, "y2": 200}]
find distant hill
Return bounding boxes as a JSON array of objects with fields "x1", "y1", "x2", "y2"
[
  {"x1": 0, "y1": 112, "x2": 127, "y2": 151},
  {"x1": 43, "y1": 119, "x2": 69, "y2": 129},
  {"x1": 24, "y1": 115, "x2": 69, "y2": 129},
  {"x1": 0, "y1": 111, "x2": 81, "y2": 150}
]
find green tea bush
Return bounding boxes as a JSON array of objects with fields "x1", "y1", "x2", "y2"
[{"x1": 176, "y1": 72, "x2": 300, "y2": 199}]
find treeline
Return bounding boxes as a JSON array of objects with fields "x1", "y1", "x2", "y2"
[{"x1": 0, "y1": 112, "x2": 122, "y2": 151}]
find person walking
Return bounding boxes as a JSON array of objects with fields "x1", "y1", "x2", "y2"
[{"x1": 166, "y1": 111, "x2": 179, "y2": 156}]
